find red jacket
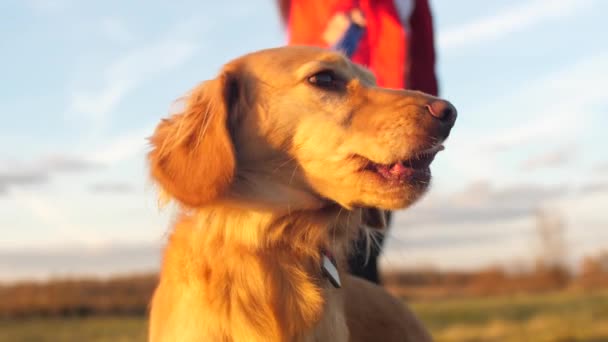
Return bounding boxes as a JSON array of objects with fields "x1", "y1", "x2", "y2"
[{"x1": 282, "y1": 0, "x2": 438, "y2": 95}]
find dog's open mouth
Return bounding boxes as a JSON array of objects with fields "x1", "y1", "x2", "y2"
[{"x1": 360, "y1": 145, "x2": 444, "y2": 183}]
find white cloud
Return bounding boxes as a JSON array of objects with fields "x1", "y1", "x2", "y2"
[
  {"x1": 438, "y1": 0, "x2": 594, "y2": 51},
  {"x1": 99, "y1": 17, "x2": 135, "y2": 45},
  {"x1": 24, "y1": 0, "x2": 70, "y2": 13},
  {"x1": 0, "y1": 242, "x2": 161, "y2": 281},
  {"x1": 0, "y1": 155, "x2": 101, "y2": 193},
  {"x1": 87, "y1": 123, "x2": 156, "y2": 165},
  {"x1": 579, "y1": 181, "x2": 608, "y2": 195},
  {"x1": 594, "y1": 162, "x2": 608, "y2": 174},
  {"x1": 521, "y1": 145, "x2": 576, "y2": 171},
  {"x1": 7, "y1": 189, "x2": 83, "y2": 243},
  {"x1": 383, "y1": 190, "x2": 608, "y2": 270},
  {"x1": 68, "y1": 28, "x2": 199, "y2": 121},
  {"x1": 436, "y1": 51, "x2": 608, "y2": 184},
  {"x1": 394, "y1": 181, "x2": 569, "y2": 227},
  {"x1": 480, "y1": 109, "x2": 584, "y2": 155},
  {"x1": 89, "y1": 182, "x2": 134, "y2": 194},
  {"x1": 69, "y1": 79, "x2": 133, "y2": 120},
  {"x1": 485, "y1": 52, "x2": 607, "y2": 151}
]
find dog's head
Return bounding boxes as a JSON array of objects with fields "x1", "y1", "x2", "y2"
[{"x1": 149, "y1": 46, "x2": 456, "y2": 214}]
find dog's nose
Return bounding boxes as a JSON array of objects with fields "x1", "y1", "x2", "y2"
[{"x1": 426, "y1": 100, "x2": 457, "y2": 126}]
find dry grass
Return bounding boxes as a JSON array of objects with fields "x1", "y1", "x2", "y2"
[
  {"x1": 410, "y1": 289, "x2": 608, "y2": 342},
  {"x1": 0, "y1": 274, "x2": 156, "y2": 318},
  {"x1": 2, "y1": 256, "x2": 607, "y2": 341},
  {"x1": 2, "y1": 289, "x2": 607, "y2": 341},
  {"x1": 0, "y1": 317, "x2": 147, "y2": 342}
]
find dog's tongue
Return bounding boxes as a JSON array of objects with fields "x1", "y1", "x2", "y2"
[{"x1": 376, "y1": 161, "x2": 413, "y2": 180}]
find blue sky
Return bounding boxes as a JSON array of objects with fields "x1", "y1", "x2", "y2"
[{"x1": 1, "y1": 0, "x2": 607, "y2": 280}]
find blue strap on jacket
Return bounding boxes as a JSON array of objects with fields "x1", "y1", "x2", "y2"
[{"x1": 331, "y1": 19, "x2": 365, "y2": 58}]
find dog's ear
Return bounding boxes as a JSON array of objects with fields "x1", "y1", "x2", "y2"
[
  {"x1": 148, "y1": 70, "x2": 240, "y2": 207},
  {"x1": 362, "y1": 208, "x2": 388, "y2": 230}
]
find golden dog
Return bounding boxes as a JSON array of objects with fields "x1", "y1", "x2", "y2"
[{"x1": 147, "y1": 46, "x2": 456, "y2": 341}]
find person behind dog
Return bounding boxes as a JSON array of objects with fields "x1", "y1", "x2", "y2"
[{"x1": 276, "y1": 0, "x2": 440, "y2": 284}]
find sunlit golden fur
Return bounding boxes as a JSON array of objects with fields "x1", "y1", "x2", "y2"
[{"x1": 147, "y1": 46, "x2": 455, "y2": 341}]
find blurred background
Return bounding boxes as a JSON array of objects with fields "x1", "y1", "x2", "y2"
[{"x1": 1, "y1": 0, "x2": 607, "y2": 341}]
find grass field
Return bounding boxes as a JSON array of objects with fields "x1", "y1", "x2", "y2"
[
  {"x1": 411, "y1": 290, "x2": 608, "y2": 342},
  {"x1": 0, "y1": 317, "x2": 147, "y2": 342},
  {"x1": 2, "y1": 290, "x2": 607, "y2": 342}
]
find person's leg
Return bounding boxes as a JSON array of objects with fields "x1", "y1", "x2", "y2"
[{"x1": 347, "y1": 211, "x2": 392, "y2": 284}]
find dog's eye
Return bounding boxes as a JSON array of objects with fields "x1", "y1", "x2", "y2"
[{"x1": 308, "y1": 71, "x2": 345, "y2": 90}]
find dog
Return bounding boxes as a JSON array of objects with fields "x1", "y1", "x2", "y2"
[{"x1": 147, "y1": 46, "x2": 456, "y2": 341}]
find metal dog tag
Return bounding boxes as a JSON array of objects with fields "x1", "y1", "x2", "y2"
[{"x1": 322, "y1": 254, "x2": 342, "y2": 288}]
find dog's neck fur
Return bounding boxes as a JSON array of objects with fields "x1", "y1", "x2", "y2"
[{"x1": 154, "y1": 204, "x2": 359, "y2": 342}]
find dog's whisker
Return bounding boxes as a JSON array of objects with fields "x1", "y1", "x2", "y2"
[
  {"x1": 271, "y1": 156, "x2": 297, "y2": 173},
  {"x1": 288, "y1": 164, "x2": 298, "y2": 186}
]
